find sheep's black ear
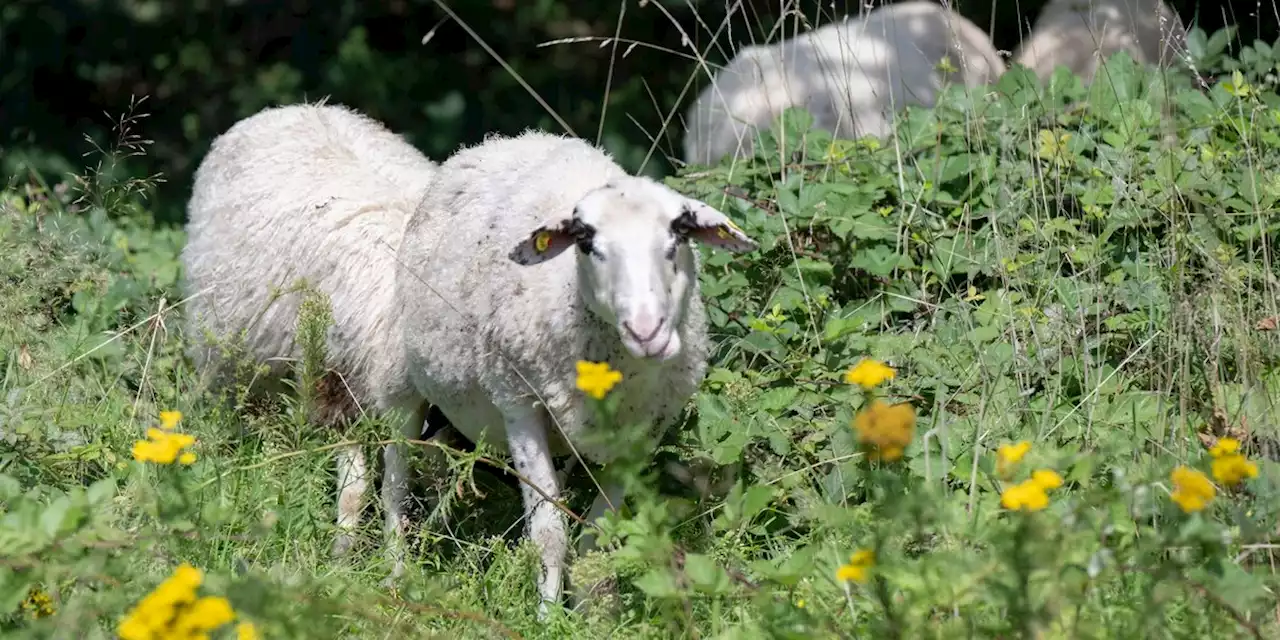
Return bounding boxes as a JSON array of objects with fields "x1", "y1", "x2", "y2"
[
  {"x1": 508, "y1": 219, "x2": 577, "y2": 265},
  {"x1": 672, "y1": 199, "x2": 757, "y2": 253}
]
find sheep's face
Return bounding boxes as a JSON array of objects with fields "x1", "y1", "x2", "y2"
[{"x1": 508, "y1": 177, "x2": 757, "y2": 361}]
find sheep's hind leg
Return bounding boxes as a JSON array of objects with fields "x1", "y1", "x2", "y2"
[
  {"x1": 331, "y1": 443, "x2": 368, "y2": 558},
  {"x1": 505, "y1": 406, "x2": 567, "y2": 619},
  {"x1": 381, "y1": 401, "x2": 430, "y2": 585},
  {"x1": 576, "y1": 482, "x2": 626, "y2": 556}
]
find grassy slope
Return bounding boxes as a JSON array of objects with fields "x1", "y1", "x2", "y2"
[{"x1": 3, "y1": 55, "x2": 1280, "y2": 639}]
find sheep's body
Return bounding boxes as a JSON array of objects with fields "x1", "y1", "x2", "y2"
[
  {"x1": 683, "y1": 0, "x2": 1006, "y2": 164},
  {"x1": 1013, "y1": 0, "x2": 1188, "y2": 84},
  {"x1": 181, "y1": 102, "x2": 438, "y2": 557},
  {"x1": 395, "y1": 130, "x2": 754, "y2": 614}
]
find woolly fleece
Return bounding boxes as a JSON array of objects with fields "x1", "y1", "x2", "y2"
[{"x1": 182, "y1": 102, "x2": 436, "y2": 416}]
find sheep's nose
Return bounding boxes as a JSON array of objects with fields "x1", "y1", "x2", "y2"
[{"x1": 623, "y1": 315, "x2": 665, "y2": 344}]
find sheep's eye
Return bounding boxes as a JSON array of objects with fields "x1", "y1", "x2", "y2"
[{"x1": 579, "y1": 240, "x2": 604, "y2": 261}]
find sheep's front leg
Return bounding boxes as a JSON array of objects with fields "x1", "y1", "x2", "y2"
[
  {"x1": 505, "y1": 406, "x2": 567, "y2": 617},
  {"x1": 382, "y1": 401, "x2": 429, "y2": 583},
  {"x1": 331, "y1": 443, "x2": 368, "y2": 557}
]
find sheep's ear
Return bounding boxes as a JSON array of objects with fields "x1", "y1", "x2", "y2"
[
  {"x1": 508, "y1": 219, "x2": 577, "y2": 265},
  {"x1": 673, "y1": 199, "x2": 758, "y2": 253}
]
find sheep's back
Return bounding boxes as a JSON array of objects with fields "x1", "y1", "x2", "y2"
[
  {"x1": 398, "y1": 132, "x2": 624, "y2": 399},
  {"x1": 683, "y1": 2, "x2": 1007, "y2": 164},
  {"x1": 182, "y1": 102, "x2": 435, "y2": 404}
]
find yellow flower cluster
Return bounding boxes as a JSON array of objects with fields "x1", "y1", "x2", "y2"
[
  {"x1": 845, "y1": 359, "x2": 915, "y2": 462},
  {"x1": 1209, "y1": 437, "x2": 1258, "y2": 487},
  {"x1": 576, "y1": 360, "x2": 623, "y2": 400},
  {"x1": 853, "y1": 400, "x2": 917, "y2": 462},
  {"x1": 118, "y1": 563, "x2": 257, "y2": 640},
  {"x1": 21, "y1": 587, "x2": 55, "y2": 619},
  {"x1": 1170, "y1": 465, "x2": 1215, "y2": 513},
  {"x1": 1001, "y1": 469, "x2": 1064, "y2": 512},
  {"x1": 996, "y1": 440, "x2": 1031, "y2": 478},
  {"x1": 132, "y1": 410, "x2": 197, "y2": 465},
  {"x1": 844, "y1": 359, "x2": 895, "y2": 390},
  {"x1": 836, "y1": 549, "x2": 875, "y2": 584}
]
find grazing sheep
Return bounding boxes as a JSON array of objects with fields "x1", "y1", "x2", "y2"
[
  {"x1": 683, "y1": 0, "x2": 1007, "y2": 165},
  {"x1": 1012, "y1": 0, "x2": 1189, "y2": 85},
  {"x1": 394, "y1": 130, "x2": 757, "y2": 613},
  {"x1": 181, "y1": 102, "x2": 439, "y2": 561}
]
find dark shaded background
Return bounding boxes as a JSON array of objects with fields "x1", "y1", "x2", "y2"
[{"x1": 2, "y1": 0, "x2": 1275, "y2": 223}]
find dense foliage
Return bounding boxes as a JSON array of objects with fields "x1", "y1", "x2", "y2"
[{"x1": 3, "y1": 0, "x2": 1276, "y2": 224}]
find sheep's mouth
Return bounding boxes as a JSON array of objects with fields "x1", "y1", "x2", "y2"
[
  {"x1": 620, "y1": 328, "x2": 677, "y2": 361},
  {"x1": 643, "y1": 332, "x2": 674, "y2": 359}
]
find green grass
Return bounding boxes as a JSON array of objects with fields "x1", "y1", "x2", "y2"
[{"x1": 4, "y1": 46, "x2": 1280, "y2": 639}]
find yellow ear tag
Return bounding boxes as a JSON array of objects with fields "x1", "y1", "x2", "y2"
[
  {"x1": 724, "y1": 219, "x2": 743, "y2": 233},
  {"x1": 716, "y1": 226, "x2": 731, "y2": 239},
  {"x1": 534, "y1": 231, "x2": 551, "y2": 253}
]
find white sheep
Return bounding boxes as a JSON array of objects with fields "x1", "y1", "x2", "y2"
[
  {"x1": 181, "y1": 102, "x2": 438, "y2": 561},
  {"x1": 683, "y1": 0, "x2": 1007, "y2": 165},
  {"x1": 393, "y1": 130, "x2": 758, "y2": 612},
  {"x1": 1012, "y1": 0, "x2": 1189, "y2": 84}
]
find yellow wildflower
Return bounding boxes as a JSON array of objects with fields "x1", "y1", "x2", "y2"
[
  {"x1": 238, "y1": 621, "x2": 261, "y2": 640},
  {"x1": 119, "y1": 563, "x2": 243, "y2": 640},
  {"x1": 1001, "y1": 467, "x2": 1064, "y2": 512},
  {"x1": 1206, "y1": 437, "x2": 1258, "y2": 487},
  {"x1": 171, "y1": 596, "x2": 236, "y2": 635},
  {"x1": 1211, "y1": 454, "x2": 1258, "y2": 487},
  {"x1": 1170, "y1": 466, "x2": 1216, "y2": 513},
  {"x1": 853, "y1": 400, "x2": 916, "y2": 462},
  {"x1": 996, "y1": 440, "x2": 1031, "y2": 477},
  {"x1": 1030, "y1": 469, "x2": 1063, "y2": 490},
  {"x1": 836, "y1": 549, "x2": 875, "y2": 584},
  {"x1": 1208, "y1": 437, "x2": 1240, "y2": 458},
  {"x1": 1001, "y1": 481, "x2": 1050, "y2": 512},
  {"x1": 21, "y1": 587, "x2": 55, "y2": 619},
  {"x1": 132, "y1": 428, "x2": 198, "y2": 465},
  {"x1": 159, "y1": 410, "x2": 183, "y2": 430},
  {"x1": 119, "y1": 563, "x2": 205, "y2": 640},
  {"x1": 575, "y1": 360, "x2": 623, "y2": 400},
  {"x1": 844, "y1": 359, "x2": 895, "y2": 390}
]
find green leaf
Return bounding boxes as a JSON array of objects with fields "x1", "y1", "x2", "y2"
[
  {"x1": 739, "y1": 484, "x2": 775, "y2": 523},
  {"x1": 683, "y1": 552, "x2": 732, "y2": 594},
  {"x1": 40, "y1": 496, "x2": 72, "y2": 539},
  {"x1": 850, "y1": 245, "x2": 906, "y2": 278},
  {"x1": 0, "y1": 567, "x2": 32, "y2": 617},
  {"x1": 756, "y1": 386, "x2": 799, "y2": 413},
  {"x1": 633, "y1": 567, "x2": 681, "y2": 599},
  {"x1": 87, "y1": 477, "x2": 118, "y2": 506}
]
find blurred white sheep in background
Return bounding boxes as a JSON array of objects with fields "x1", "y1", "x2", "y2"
[
  {"x1": 683, "y1": 0, "x2": 1007, "y2": 165},
  {"x1": 1012, "y1": 0, "x2": 1189, "y2": 85}
]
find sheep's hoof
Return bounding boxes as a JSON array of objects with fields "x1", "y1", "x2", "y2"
[
  {"x1": 380, "y1": 559, "x2": 407, "y2": 591},
  {"x1": 330, "y1": 533, "x2": 357, "y2": 558}
]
